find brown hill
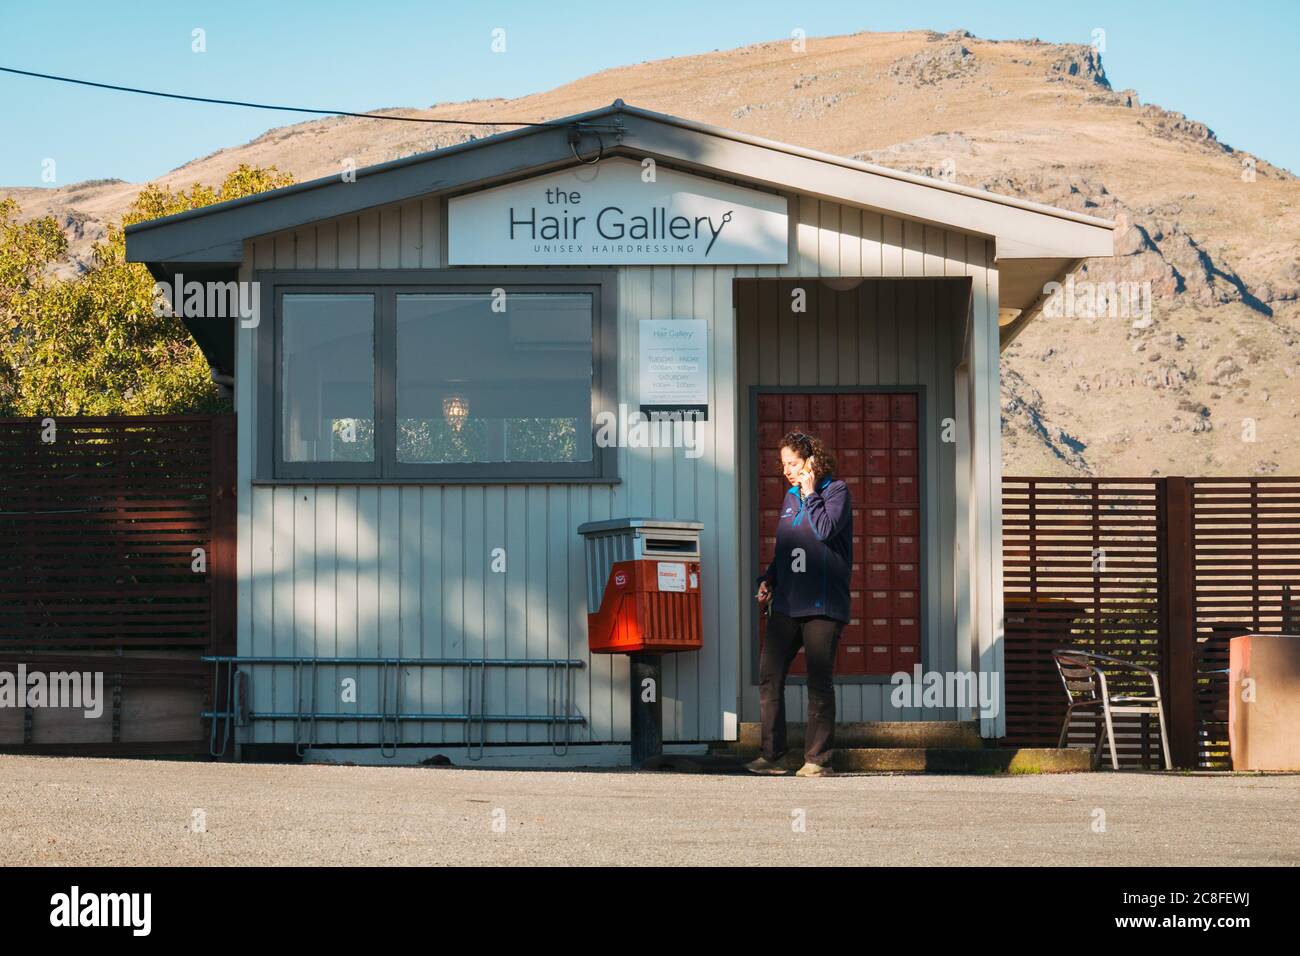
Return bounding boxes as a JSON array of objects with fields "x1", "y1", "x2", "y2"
[{"x1": 6, "y1": 28, "x2": 1299, "y2": 477}]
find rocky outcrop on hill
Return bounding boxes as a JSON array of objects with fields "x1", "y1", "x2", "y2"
[
  {"x1": 887, "y1": 42, "x2": 979, "y2": 85},
  {"x1": 1047, "y1": 44, "x2": 1110, "y2": 87}
]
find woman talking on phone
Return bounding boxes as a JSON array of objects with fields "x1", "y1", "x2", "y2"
[{"x1": 748, "y1": 431, "x2": 853, "y2": 777}]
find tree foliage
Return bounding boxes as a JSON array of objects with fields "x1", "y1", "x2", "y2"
[{"x1": 0, "y1": 163, "x2": 293, "y2": 415}]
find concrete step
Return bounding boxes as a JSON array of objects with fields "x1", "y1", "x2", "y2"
[
  {"x1": 833, "y1": 747, "x2": 1091, "y2": 774},
  {"x1": 651, "y1": 747, "x2": 1092, "y2": 774},
  {"x1": 715, "y1": 721, "x2": 985, "y2": 753}
]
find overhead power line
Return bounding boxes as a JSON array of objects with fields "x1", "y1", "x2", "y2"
[{"x1": 0, "y1": 66, "x2": 620, "y2": 130}]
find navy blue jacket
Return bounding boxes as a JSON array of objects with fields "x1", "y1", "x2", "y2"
[{"x1": 756, "y1": 476, "x2": 854, "y2": 623}]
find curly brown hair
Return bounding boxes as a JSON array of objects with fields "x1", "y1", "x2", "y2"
[{"x1": 779, "y1": 430, "x2": 836, "y2": 484}]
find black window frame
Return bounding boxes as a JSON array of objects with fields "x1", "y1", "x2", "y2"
[{"x1": 256, "y1": 269, "x2": 619, "y2": 483}]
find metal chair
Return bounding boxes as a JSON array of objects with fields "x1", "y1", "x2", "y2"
[{"x1": 1051, "y1": 649, "x2": 1172, "y2": 770}]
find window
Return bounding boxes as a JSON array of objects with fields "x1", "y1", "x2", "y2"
[
  {"x1": 281, "y1": 294, "x2": 375, "y2": 466},
  {"x1": 261, "y1": 272, "x2": 616, "y2": 482},
  {"x1": 395, "y1": 293, "x2": 593, "y2": 466}
]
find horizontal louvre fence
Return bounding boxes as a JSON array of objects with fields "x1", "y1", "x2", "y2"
[
  {"x1": 0, "y1": 416, "x2": 235, "y2": 754},
  {"x1": 1003, "y1": 475, "x2": 1300, "y2": 769},
  {"x1": 1186, "y1": 478, "x2": 1300, "y2": 769},
  {"x1": 0, "y1": 417, "x2": 214, "y2": 645},
  {"x1": 1001, "y1": 478, "x2": 1166, "y2": 768}
]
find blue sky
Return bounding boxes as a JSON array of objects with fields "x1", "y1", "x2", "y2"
[{"x1": 1, "y1": 0, "x2": 1296, "y2": 187}]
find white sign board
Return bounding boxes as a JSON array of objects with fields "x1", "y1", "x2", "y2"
[
  {"x1": 640, "y1": 320, "x2": 708, "y2": 420},
  {"x1": 657, "y1": 562, "x2": 687, "y2": 593},
  {"x1": 448, "y1": 158, "x2": 788, "y2": 265}
]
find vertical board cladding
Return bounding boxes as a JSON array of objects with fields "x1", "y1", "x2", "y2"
[
  {"x1": 737, "y1": 198, "x2": 987, "y2": 726},
  {"x1": 237, "y1": 192, "x2": 741, "y2": 747},
  {"x1": 236, "y1": 188, "x2": 994, "y2": 748}
]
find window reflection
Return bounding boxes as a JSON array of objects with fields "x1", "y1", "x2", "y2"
[
  {"x1": 396, "y1": 293, "x2": 594, "y2": 464},
  {"x1": 281, "y1": 294, "x2": 375, "y2": 463}
]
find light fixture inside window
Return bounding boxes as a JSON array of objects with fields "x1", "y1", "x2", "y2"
[{"x1": 443, "y1": 393, "x2": 469, "y2": 432}]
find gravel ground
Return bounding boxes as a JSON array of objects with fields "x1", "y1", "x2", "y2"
[{"x1": 1, "y1": 755, "x2": 1297, "y2": 866}]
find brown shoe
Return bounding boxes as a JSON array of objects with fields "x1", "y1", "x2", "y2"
[
  {"x1": 795, "y1": 761, "x2": 835, "y2": 777},
  {"x1": 744, "y1": 755, "x2": 789, "y2": 775}
]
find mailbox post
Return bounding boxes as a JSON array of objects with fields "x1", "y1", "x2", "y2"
[
  {"x1": 629, "y1": 654, "x2": 662, "y2": 769},
  {"x1": 577, "y1": 518, "x2": 704, "y2": 768}
]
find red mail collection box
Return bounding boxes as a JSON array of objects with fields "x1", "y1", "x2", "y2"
[{"x1": 587, "y1": 559, "x2": 703, "y2": 654}]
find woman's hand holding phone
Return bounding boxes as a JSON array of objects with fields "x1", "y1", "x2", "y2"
[{"x1": 797, "y1": 456, "x2": 817, "y2": 496}]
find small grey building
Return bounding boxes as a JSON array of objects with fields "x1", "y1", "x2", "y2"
[{"x1": 126, "y1": 101, "x2": 1113, "y2": 764}]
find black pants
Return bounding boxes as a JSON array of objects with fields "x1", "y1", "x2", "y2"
[{"x1": 758, "y1": 610, "x2": 844, "y2": 766}]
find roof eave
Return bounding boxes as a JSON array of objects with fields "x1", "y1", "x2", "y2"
[{"x1": 125, "y1": 101, "x2": 1115, "y2": 268}]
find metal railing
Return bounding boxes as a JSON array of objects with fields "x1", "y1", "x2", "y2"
[{"x1": 203, "y1": 656, "x2": 586, "y2": 760}]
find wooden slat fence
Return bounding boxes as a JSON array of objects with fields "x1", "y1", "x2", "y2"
[
  {"x1": 1001, "y1": 478, "x2": 1166, "y2": 768},
  {"x1": 0, "y1": 415, "x2": 235, "y2": 754},
  {"x1": 1184, "y1": 478, "x2": 1300, "y2": 769},
  {"x1": 1002, "y1": 475, "x2": 1300, "y2": 769}
]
